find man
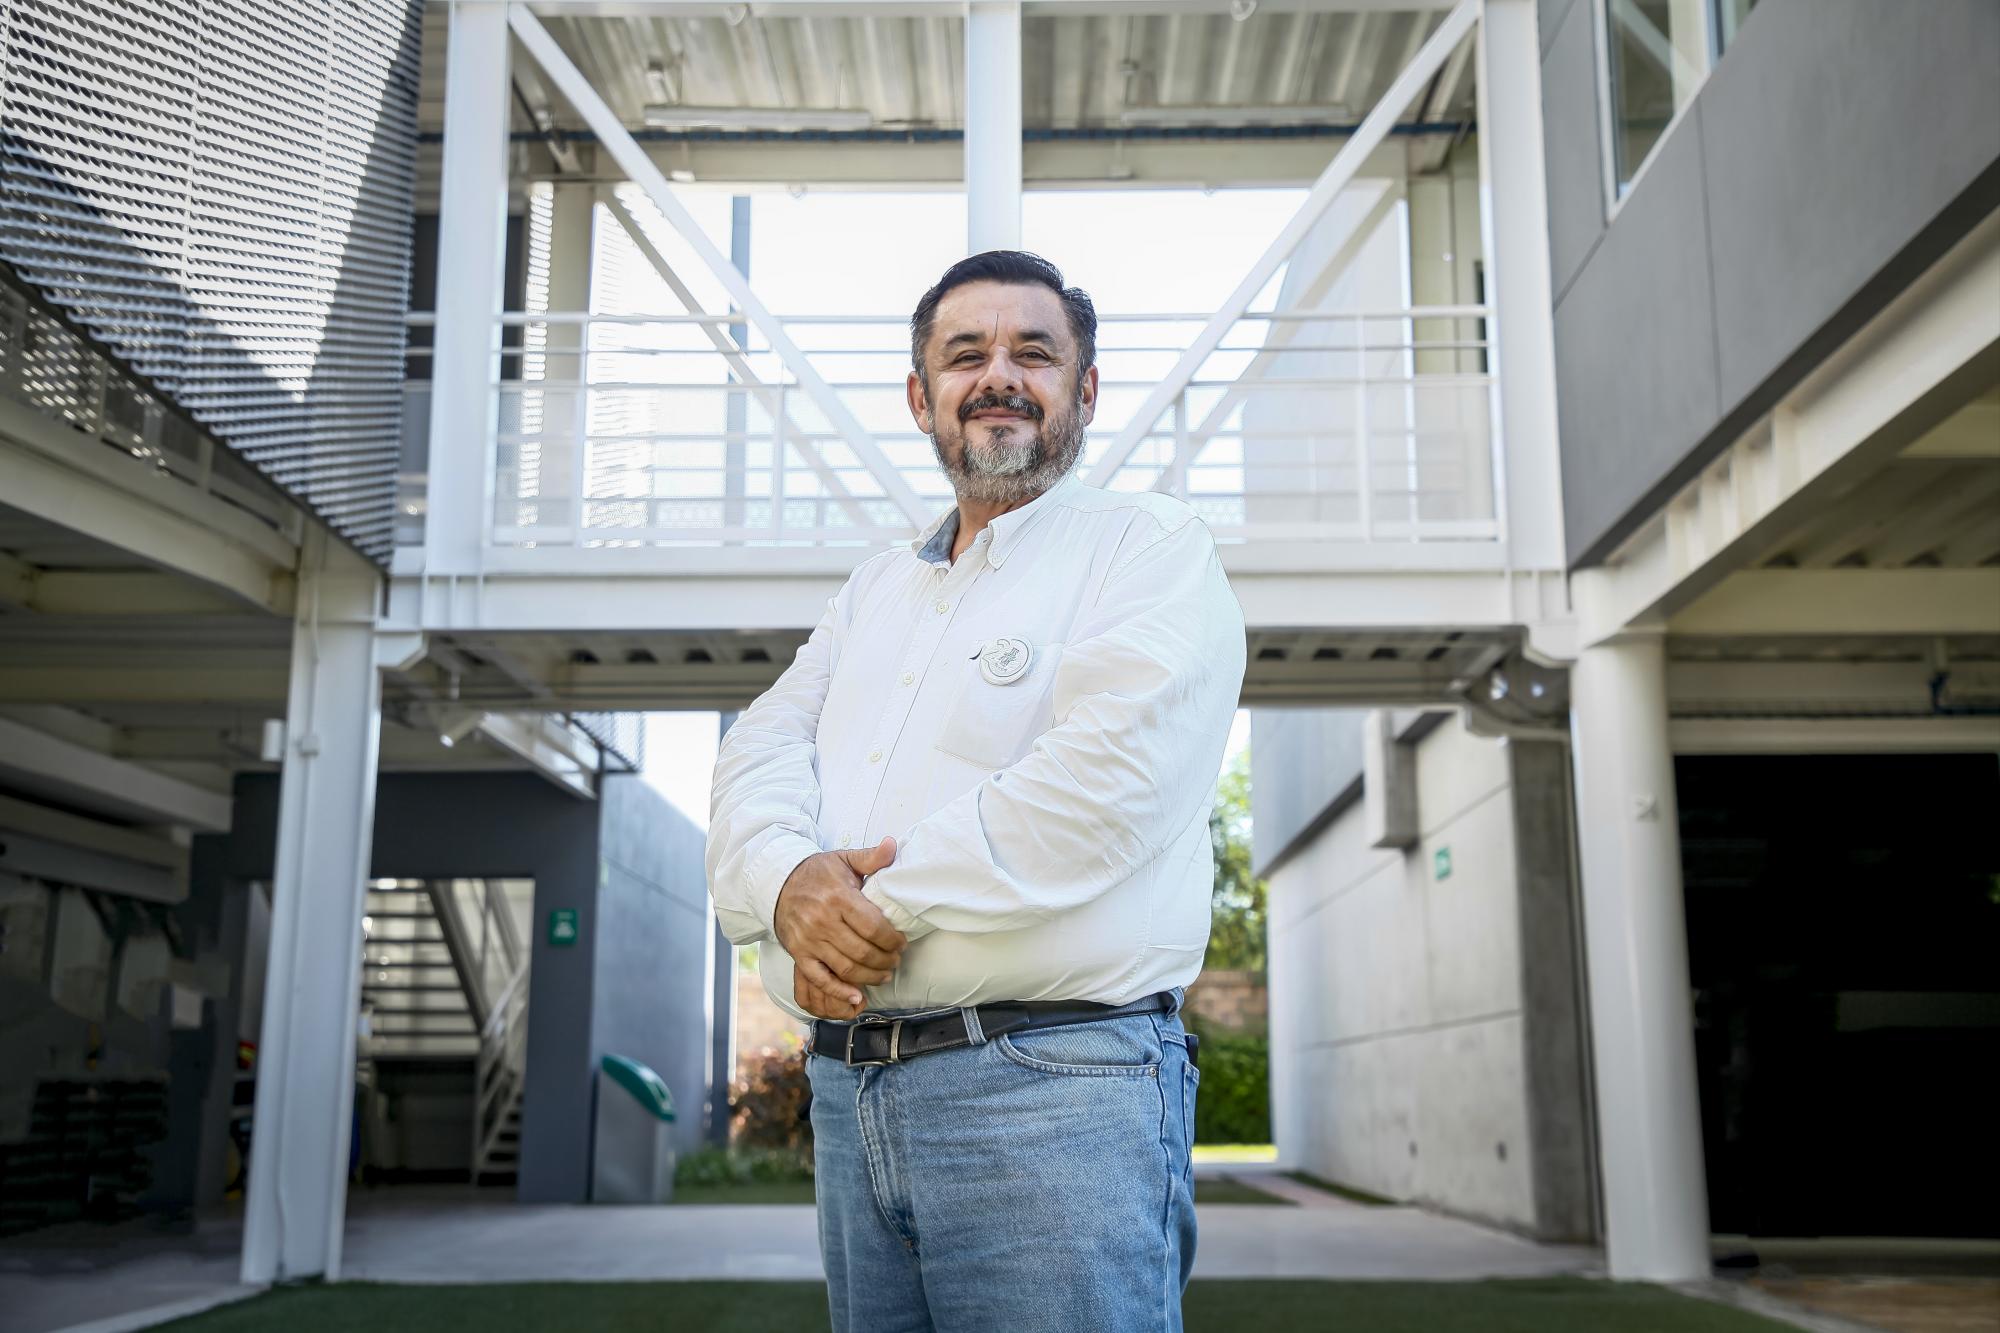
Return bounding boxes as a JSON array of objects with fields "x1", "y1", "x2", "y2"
[{"x1": 706, "y1": 250, "x2": 1247, "y2": 1332}]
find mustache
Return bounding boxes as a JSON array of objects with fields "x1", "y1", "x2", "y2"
[{"x1": 960, "y1": 394, "x2": 1042, "y2": 421}]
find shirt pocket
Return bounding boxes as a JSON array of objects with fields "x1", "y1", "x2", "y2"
[{"x1": 932, "y1": 640, "x2": 1065, "y2": 772}]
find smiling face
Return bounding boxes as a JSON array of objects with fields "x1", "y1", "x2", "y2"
[{"x1": 908, "y1": 280, "x2": 1099, "y2": 505}]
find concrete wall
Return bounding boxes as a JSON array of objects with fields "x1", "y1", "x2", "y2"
[
  {"x1": 591, "y1": 774, "x2": 714, "y2": 1160},
  {"x1": 1263, "y1": 710, "x2": 1594, "y2": 1240},
  {"x1": 1251, "y1": 708, "x2": 1367, "y2": 879},
  {"x1": 1538, "y1": 0, "x2": 2000, "y2": 566}
]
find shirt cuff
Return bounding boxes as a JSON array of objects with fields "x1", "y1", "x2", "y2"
[
  {"x1": 860, "y1": 877, "x2": 936, "y2": 943},
  {"x1": 746, "y1": 831, "x2": 824, "y2": 940}
]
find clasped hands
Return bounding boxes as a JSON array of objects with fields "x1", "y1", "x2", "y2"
[{"x1": 773, "y1": 835, "x2": 907, "y2": 1020}]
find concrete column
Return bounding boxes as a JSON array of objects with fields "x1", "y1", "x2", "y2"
[
  {"x1": 240, "y1": 529, "x2": 387, "y2": 1283},
  {"x1": 964, "y1": 0, "x2": 1022, "y2": 254},
  {"x1": 1568, "y1": 630, "x2": 1710, "y2": 1281},
  {"x1": 423, "y1": 0, "x2": 511, "y2": 576},
  {"x1": 1474, "y1": 0, "x2": 1566, "y2": 573}
]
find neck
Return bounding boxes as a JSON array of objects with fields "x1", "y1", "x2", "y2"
[{"x1": 950, "y1": 489, "x2": 1040, "y2": 563}]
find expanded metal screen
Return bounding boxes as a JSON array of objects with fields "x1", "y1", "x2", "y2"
[{"x1": 0, "y1": 0, "x2": 423, "y2": 564}]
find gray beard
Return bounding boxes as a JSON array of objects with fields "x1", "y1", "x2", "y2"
[{"x1": 929, "y1": 397, "x2": 1087, "y2": 506}]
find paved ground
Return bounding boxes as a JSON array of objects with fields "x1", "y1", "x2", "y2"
[{"x1": 3, "y1": 1181, "x2": 1598, "y2": 1332}]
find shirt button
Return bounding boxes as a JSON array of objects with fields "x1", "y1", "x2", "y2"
[
  {"x1": 838, "y1": 833, "x2": 851, "y2": 848},
  {"x1": 900, "y1": 671, "x2": 913, "y2": 685},
  {"x1": 868, "y1": 749, "x2": 882, "y2": 763},
  {"x1": 934, "y1": 598, "x2": 948, "y2": 613}
]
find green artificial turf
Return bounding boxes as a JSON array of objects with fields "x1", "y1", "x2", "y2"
[
  {"x1": 1192, "y1": 1176, "x2": 1294, "y2": 1205},
  {"x1": 668, "y1": 1181, "x2": 818, "y2": 1206},
  {"x1": 154, "y1": 1279, "x2": 1800, "y2": 1333},
  {"x1": 1282, "y1": 1169, "x2": 1397, "y2": 1207}
]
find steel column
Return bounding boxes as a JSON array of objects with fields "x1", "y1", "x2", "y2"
[
  {"x1": 965, "y1": 0, "x2": 1023, "y2": 253},
  {"x1": 423, "y1": 1, "x2": 513, "y2": 575},
  {"x1": 1567, "y1": 621, "x2": 1711, "y2": 1282},
  {"x1": 240, "y1": 529, "x2": 387, "y2": 1282}
]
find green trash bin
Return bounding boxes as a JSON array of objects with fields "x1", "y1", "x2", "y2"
[{"x1": 592, "y1": 1053, "x2": 678, "y2": 1203}]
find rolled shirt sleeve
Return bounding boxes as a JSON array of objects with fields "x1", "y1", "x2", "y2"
[
  {"x1": 705, "y1": 586, "x2": 843, "y2": 945},
  {"x1": 860, "y1": 514, "x2": 1247, "y2": 941}
]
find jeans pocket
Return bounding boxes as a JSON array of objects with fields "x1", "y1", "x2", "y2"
[{"x1": 995, "y1": 1013, "x2": 1164, "y2": 1077}]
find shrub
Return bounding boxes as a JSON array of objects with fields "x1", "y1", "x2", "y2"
[
  {"x1": 730, "y1": 1047, "x2": 813, "y2": 1161},
  {"x1": 1183, "y1": 1012, "x2": 1271, "y2": 1145},
  {"x1": 675, "y1": 1144, "x2": 813, "y2": 1188}
]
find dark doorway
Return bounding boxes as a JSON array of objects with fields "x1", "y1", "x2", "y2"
[{"x1": 1679, "y1": 752, "x2": 2000, "y2": 1238}]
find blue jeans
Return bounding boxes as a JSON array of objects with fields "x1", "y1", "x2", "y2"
[{"x1": 805, "y1": 989, "x2": 1200, "y2": 1333}]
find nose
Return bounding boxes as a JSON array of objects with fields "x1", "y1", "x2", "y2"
[{"x1": 973, "y1": 347, "x2": 1025, "y2": 398}]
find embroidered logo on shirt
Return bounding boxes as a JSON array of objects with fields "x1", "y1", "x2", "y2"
[{"x1": 974, "y1": 636, "x2": 1033, "y2": 685}]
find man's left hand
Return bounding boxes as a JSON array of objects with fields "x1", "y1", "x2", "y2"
[{"x1": 795, "y1": 962, "x2": 868, "y2": 1020}]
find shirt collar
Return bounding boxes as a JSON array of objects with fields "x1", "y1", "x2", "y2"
[{"x1": 907, "y1": 469, "x2": 1081, "y2": 571}]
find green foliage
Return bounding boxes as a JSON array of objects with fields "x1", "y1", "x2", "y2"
[
  {"x1": 729, "y1": 1048, "x2": 813, "y2": 1161},
  {"x1": 1206, "y1": 745, "x2": 1268, "y2": 974},
  {"x1": 1182, "y1": 1011, "x2": 1271, "y2": 1145},
  {"x1": 674, "y1": 1145, "x2": 814, "y2": 1188}
]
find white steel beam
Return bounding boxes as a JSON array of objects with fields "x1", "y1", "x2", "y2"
[
  {"x1": 471, "y1": 712, "x2": 601, "y2": 799},
  {"x1": 1668, "y1": 569, "x2": 2000, "y2": 638},
  {"x1": 1152, "y1": 181, "x2": 1402, "y2": 493},
  {"x1": 241, "y1": 529, "x2": 387, "y2": 1284},
  {"x1": 1, "y1": 410, "x2": 294, "y2": 615},
  {"x1": 598, "y1": 193, "x2": 879, "y2": 529},
  {"x1": 1086, "y1": 0, "x2": 1478, "y2": 487},
  {"x1": 509, "y1": 5, "x2": 930, "y2": 527},
  {"x1": 0, "y1": 716, "x2": 234, "y2": 831},
  {"x1": 1672, "y1": 716, "x2": 2000, "y2": 754},
  {"x1": 1475, "y1": 0, "x2": 1566, "y2": 575},
  {"x1": 965, "y1": 0, "x2": 1023, "y2": 253},
  {"x1": 424, "y1": 0, "x2": 513, "y2": 576},
  {"x1": 0, "y1": 667, "x2": 290, "y2": 705}
]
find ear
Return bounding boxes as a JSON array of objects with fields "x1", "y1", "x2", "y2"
[
  {"x1": 1079, "y1": 362, "x2": 1100, "y2": 428},
  {"x1": 906, "y1": 369, "x2": 933, "y2": 434}
]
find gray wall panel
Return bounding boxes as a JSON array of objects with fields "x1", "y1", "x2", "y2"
[
  {"x1": 222, "y1": 772, "x2": 602, "y2": 1204},
  {"x1": 591, "y1": 775, "x2": 714, "y2": 1162},
  {"x1": 1552, "y1": 112, "x2": 1721, "y2": 562},
  {"x1": 1539, "y1": 0, "x2": 2000, "y2": 567},
  {"x1": 1699, "y1": 0, "x2": 2000, "y2": 411},
  {"x1": 1538, "y1": 0, "x2": 1577, "y2": 60},
  {"x1": 1250, "y1": 708, "x2": 1366, "y2": 880},
  {"x1": 1540, "y1": 0, "x2": 1606, "y2": 302}
]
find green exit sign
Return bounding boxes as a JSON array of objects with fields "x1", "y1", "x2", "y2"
[
  {"x1": 1434, "y1": 847, "x2": 1453, "y2": 881},
  {"x1": 548, "y1": 908, "x2": 580, "y2": 947}
]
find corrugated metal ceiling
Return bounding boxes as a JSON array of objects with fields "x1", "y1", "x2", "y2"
[{"x1": 418, "y1": 7, "x2": 1476, "y2": 137}]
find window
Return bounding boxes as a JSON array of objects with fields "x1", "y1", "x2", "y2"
[
  {"x1": 1711, "y1": 0, "x2": 1760, "y2": 54},
  {"x1": 1598, "y1": 0, "x2": 1760, "y2": 204}
]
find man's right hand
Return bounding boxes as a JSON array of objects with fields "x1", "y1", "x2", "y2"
[{"x1": 774, "y1": 835, "x2": 906, "y2": 1019}]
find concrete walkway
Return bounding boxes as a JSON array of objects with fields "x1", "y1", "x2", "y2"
[{"x1": 8, "y1": 1183, "x2": 1600, "y2": 1333}]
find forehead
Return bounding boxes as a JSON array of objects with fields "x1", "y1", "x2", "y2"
[{"x1": 927, "y1": 280, "x2": 1071, "y2": 351}]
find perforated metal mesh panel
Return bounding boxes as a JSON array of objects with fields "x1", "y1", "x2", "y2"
[{"x1": 0, "y1": 0, "x2": 423, "y2": 564}]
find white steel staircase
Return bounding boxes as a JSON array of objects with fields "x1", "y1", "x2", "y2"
[{"x1": 358, "y1": 879, "x2": 530, "y2": 1186}]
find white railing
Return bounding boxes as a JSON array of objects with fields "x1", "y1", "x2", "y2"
[{"x1": 400, "y1": 302, "x2": 1498, "y2": 553}]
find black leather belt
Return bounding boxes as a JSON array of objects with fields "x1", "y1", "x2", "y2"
[{"x1": 810, "y1": 991, "x2": 1177, "y2": 1068}]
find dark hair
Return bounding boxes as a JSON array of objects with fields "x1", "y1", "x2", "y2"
[{"x1": 909, "y1": 250, "x2": 1097, "y2": 393}]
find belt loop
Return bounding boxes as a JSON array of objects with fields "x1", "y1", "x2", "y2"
[{"x1": 960, "y1": 1004, "x2": 986, "y2": 1045}]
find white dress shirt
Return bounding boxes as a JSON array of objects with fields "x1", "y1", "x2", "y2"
[{"x1": 705, "y1": 467, "x2": 1248, "y2": 1023}]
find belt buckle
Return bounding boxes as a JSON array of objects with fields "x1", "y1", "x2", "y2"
[{"x1": 844, "y1": 1013, "x2": 904, "y2": 1067}]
